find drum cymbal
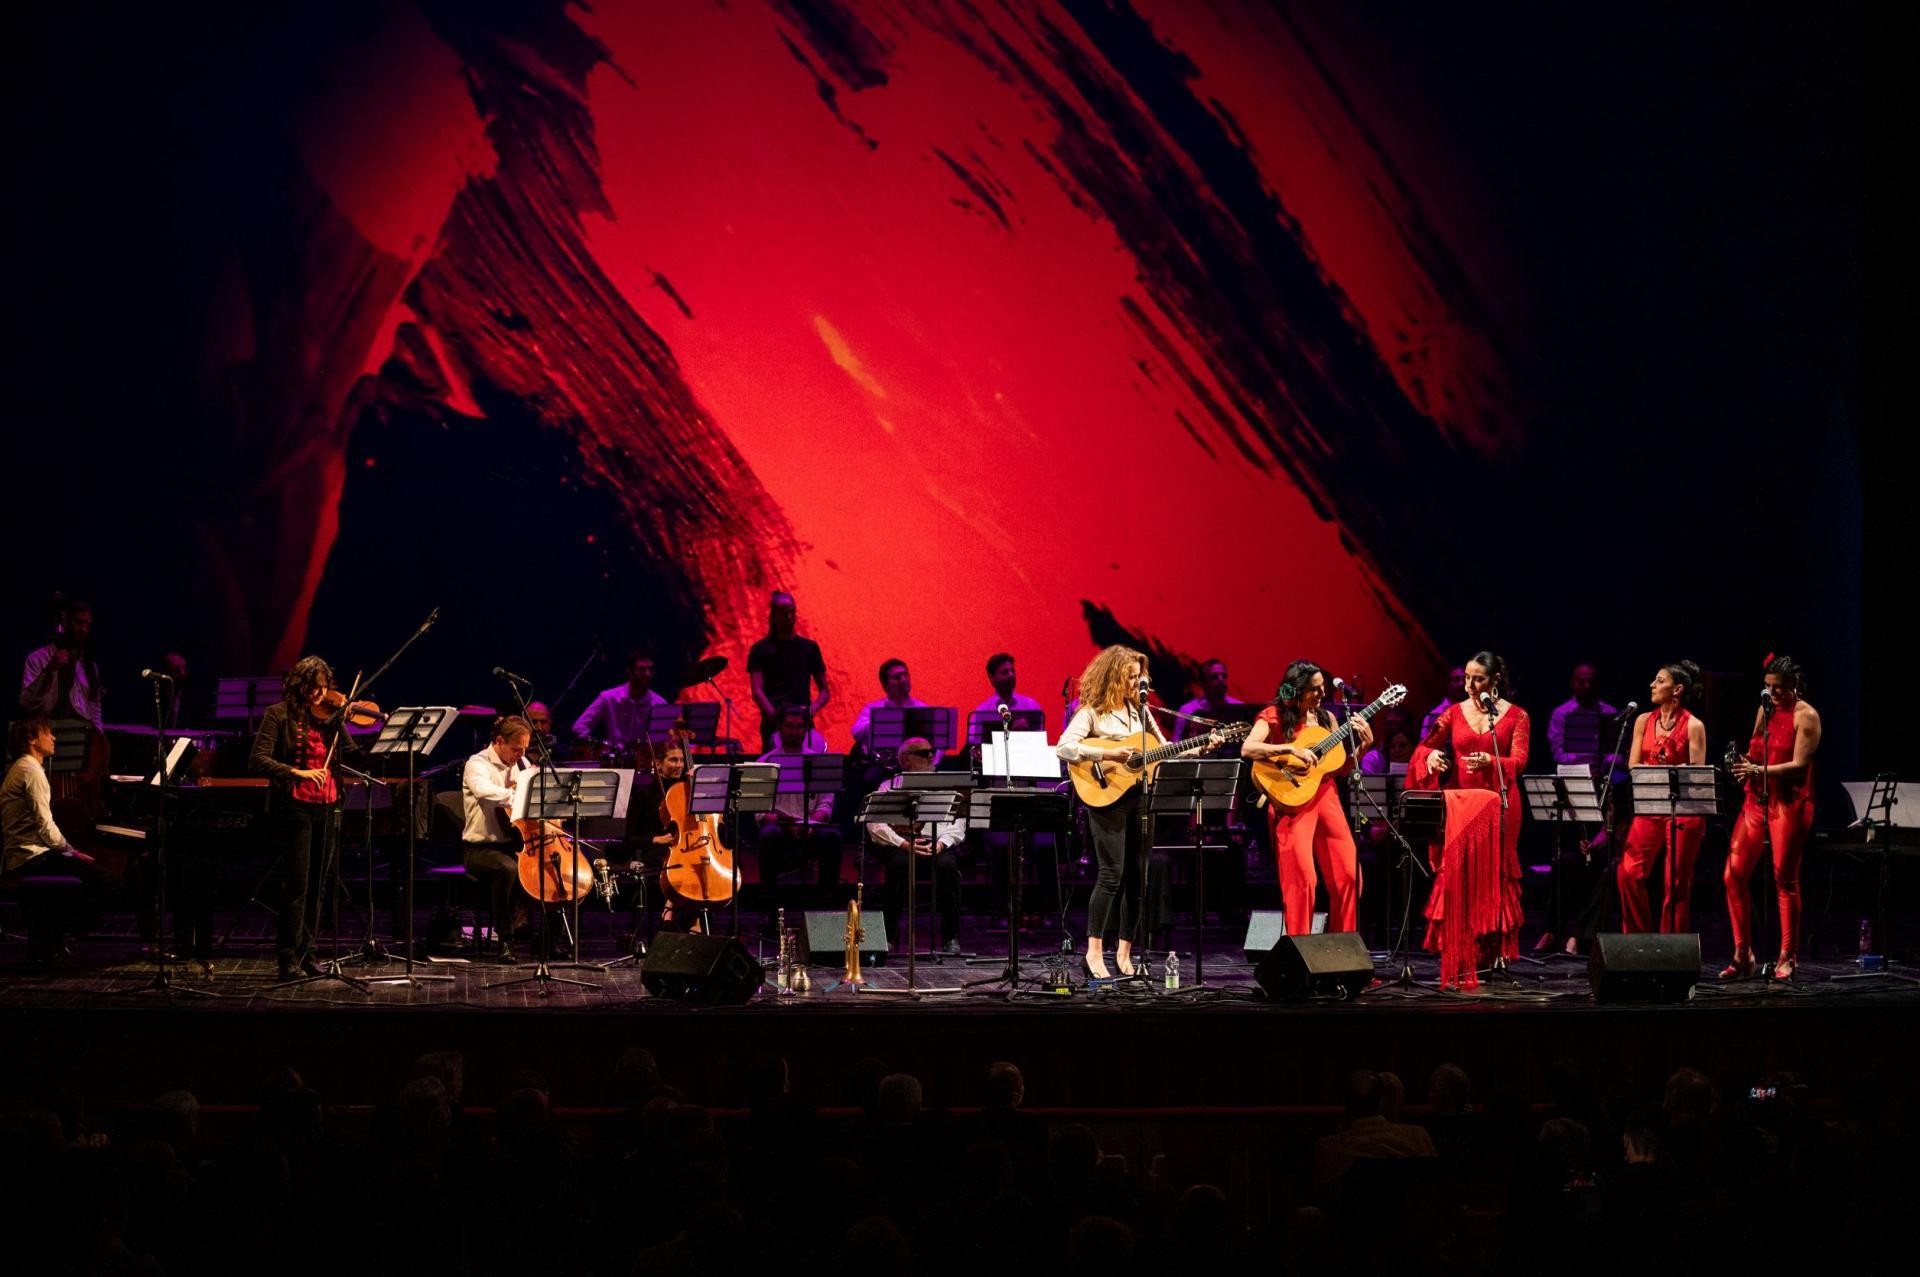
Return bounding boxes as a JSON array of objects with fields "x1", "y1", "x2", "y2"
[{"x1": 686, "y1": 655, "x2": 728, "y2": 684}]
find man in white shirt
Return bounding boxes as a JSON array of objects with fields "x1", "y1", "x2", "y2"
[
  {"x1": 572, "y1": 649, "x2": 670, "y2": 748},
  {"x1": 867, "y1": 736, "x2": 965, "y2": 954},
  {"x1": 2, "y1": 717, "x2": 112, "y2": 959},
  {"x1": 462, "y1": 716, "x2": 532, "y2": 961},
  {"x1": 1175, "y1": 658, "x2": 1248, "y2": 740},
  {"x1": 19, "y1": 598, "x2": 104, "y2": 728},
  {"x1": 755, "y1": 705, "x2": 842, "y2": 911},
  {"x1": 849, "y1": 658, "x2": 931, "y2": 756}
]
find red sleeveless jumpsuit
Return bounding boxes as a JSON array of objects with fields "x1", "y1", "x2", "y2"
[
  {"x1": 1616, "y1": 709, "x2": 1705, "y2": 933},
  {"x1": 1723, "y1": 706, "x2": 1814, "y2": 960}
]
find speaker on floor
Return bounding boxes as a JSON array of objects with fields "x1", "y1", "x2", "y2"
[
  {"x1": 798, "y1": 909, "x2": 892, "y2": 966},
  {"x1": 1588, "y1": 932, "x2": 1700, "y2": 1003},
  {"x1": 1240, "y1": 909, "x2": 1327, "y2": 964},
  {"x1": 1253, "y1": 932, "x2": 1374, "y2": 1001},
  {"x1": 639, "y1": 932, "x2": 765, "y2": 1005}
]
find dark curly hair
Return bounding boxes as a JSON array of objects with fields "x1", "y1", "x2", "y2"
[
  {"x1": 282, "y1": 655, "x2": 335, "y2": 722},
  {"x1": 1660, "y1": 659, "x2": 1703, "y2": 709},
  {"x1": 1271, "y1": 660, "x2": 1330, "y2": 743}
]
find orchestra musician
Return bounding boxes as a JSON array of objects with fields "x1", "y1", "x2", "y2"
[
  {"x1": 748, "y1": 591, "x2": 831, "y2": 752},
  {"x1": 1056, "y1": 645, "x2": 1156, "y2": 980},
  {"x1": 1616, "y1": 661, "x2": 1709, "y2": 935},
  {"x1": 867, "y1": 736, "x2": 964, "y2": 955},
  {"x1": 19, "y1": 595, "x2": 104, "y2": 728},
  {"x1": 2, "y1": 716, "x2": 114, "y2": 962},
  {"x1": 1547, "y1": 663, "x2": 1618, "y2": 768},
  {"x1": 461, "y1": 715, "x2": 533, "y2": 963},
  {"x1": 1411, "y1": 651, "x2": 1531, "y2": 990},
  {"x1": 1721, "y1": 655, "x2": 1820, "y2": 982},
  {"x1": 756, "y1": 704, "x2": 842, "y2": 916},
  {"x1": 850, "y1": 659, "x2": 932, "y2": 758},
  {"x1": 571, "y1": 649, "x2": 668, "y2": 749},
  {"x1": 524, "y1": 700, "x2": 556, "y2": 751},
  {"x1": 973, "y1": 652, "x2": 1045, "y2": 725},
  {"x1": 1241, "y1": 661, "x2": 1370, "y2": 936},
  {"x1": 1175, "y1": 657, "x2": 1247, "y2": 739},
  {"x1": 248, "y1": 656, "x2": 365, "y2": 980}
]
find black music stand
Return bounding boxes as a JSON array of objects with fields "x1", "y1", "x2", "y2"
[
  {"x1": 870, "y1": 706, "x2": 958, "y2": 759},
  {"x1": 1560, "y1": 710, "x2": 1610, "y2": 769},
  {"x1": 1629, "y1": 762, "x2": 1718, "y2": 954},
  {"x1": 482, "y1": 769, "x2": 607, "y2": 995},
  {"x1": 1830, "y1": 776, "x2": 1920, "y2": 985},
  {"x1": 1523, "y1": 774, "x2": 1604, "y2": 962},
  {"x1": 1146, "y1": 757, "x2": 1241, "y2": 989},
  {"x1": 966, "y1": 708, "x2": 1046, "y2": 746},
  {"x1": 689, "y1": 762, "x2": 779, "y2": 938},
  {"x1": 211, "y1": 675, "x2": 284, "y2": 735},
  {"x1": 362, "y1": 706, "x2": 458, "y2": 986},
  {"x1": 856, "y1": 784, "x2": 964, "y2": 996},
  {"x1": 1347, "y1": 771, "x2": 1407, "y2": 952},
  {"x1": 644, "y1": 702, "x2": 721, "y2": 748},
  {"x1": 546, "y1": 767, "x2": 631, "y2": 967},
  {"x1": 109, "y1": 702, "x2": 219, "y2": 999}
]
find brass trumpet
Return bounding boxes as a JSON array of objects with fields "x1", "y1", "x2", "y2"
[{"x1": 844, "y1": 882, "x2": 865, "y2": 985}]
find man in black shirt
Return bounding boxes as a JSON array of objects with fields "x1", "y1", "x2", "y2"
[{"x1": 747, "y1": 590, "x2": 831, "y2": 751}]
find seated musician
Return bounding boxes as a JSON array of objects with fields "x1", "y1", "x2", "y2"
[
  {"x1": 866, "y1": 736, "x2": 963, "y2": 956},
  {"x1": 571, "y1": 648, "x2": 668, "y2": 751},
  {"x1": 972, "y1": 652, "x2": 1045, "y2": 726},
  {"x1": 1175, "y1": 657, "x2": 1247, "y2": 739},
  {"x1": 755, "y1": 705, "x2": 842, "y2": 913},
  {"x1": 627, "y1": 739, "x2": 698, "y2": 932},
  {"x1": 849, "y1": 659, "x2": 933, "y2": 758},
  {"x1": 524, "y1": 700, "x2": 557, "y2": 753},
  {"x1": 2, "y1": 716, "x2": 114, "y2": 958},
  {"x1": 461, "y1": 715, "x2": 532, "y2": 963}
]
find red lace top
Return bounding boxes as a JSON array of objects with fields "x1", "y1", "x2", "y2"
[
  {"x1": 1639, "y1": 708, "x2": 1693, "y2": 766},
  {"x1": 289, "y1": 721, "x2": 338, "y2": 805},
  {"x1": 1411, "y1": 702, "x2": 1530, "y2": 793}
]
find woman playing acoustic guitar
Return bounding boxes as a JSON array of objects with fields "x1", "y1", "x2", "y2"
[{"x1": 1242, "y1": 661, "x2": 1371, "y2": 938}]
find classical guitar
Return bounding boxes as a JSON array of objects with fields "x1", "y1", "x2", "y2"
[
  {"x1": 1067, "y1": 722, "x2": 1251, "y2": 807},
  {"x1": 1250, "y1": 684, "x2": 1408, "y2": 809}
]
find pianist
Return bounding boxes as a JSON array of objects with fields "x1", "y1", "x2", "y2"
[{"x1": 2, "y1": 716, "x2": 113, "y2": 958}]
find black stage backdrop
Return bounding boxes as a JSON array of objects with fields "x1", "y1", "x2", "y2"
[{"x1": 4, "y1": 1, "x2": 1905, "y2": 779}]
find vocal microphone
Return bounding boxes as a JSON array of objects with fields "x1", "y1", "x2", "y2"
[
  {"x1": 493, "y1": 665, "x2": 532, "y2": 685},
  {"x1": 139, "y1": 668, "x2": 174, "y2": 683},
  {"x1": 1332, "y1": 677, "x2": 1347, "y2": 692},
  {"x1": 1618, "y1": 700, "x2": 1639, "y2": 718},
  {"x1": 996, "y1": 700, "x2": 1013, "y2": 721},
  {"x1": 1479, "y1": 691, "x2": 1497, "y2": 710},
  {"x1": 1760, "y1": 686, "x2": 1776, "y2": 706}
]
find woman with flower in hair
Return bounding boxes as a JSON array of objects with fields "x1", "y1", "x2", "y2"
[{"x1": 1721, "y1": 654, "x2": 1820, "y2": 981}]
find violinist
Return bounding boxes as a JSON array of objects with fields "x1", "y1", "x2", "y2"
[
  {"x1": 462, "y1": 715, "x2": 533, "y2": 963},
  {"x1": 248, "y1": 656, "x2": 371, "y2": 980}
]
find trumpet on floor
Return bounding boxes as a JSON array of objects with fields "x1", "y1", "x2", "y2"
[{"x1": 844, "y1": 883, "x2": 865, "y2": 985}]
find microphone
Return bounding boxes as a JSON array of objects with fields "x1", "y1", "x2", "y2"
[
  {"x1": 139, "y1": 668, "x2": 174, "y2": 683},
  {"x1": 1478, "y1": 691, "x2": 1496, "y2": 710},
  {"x1": 1332, "y1": 677, "x2": 1347, "y2": 692},
  {"x1": 1618, "y1": 700, "x2": 1639, "y2": 718},
  {"x1": 996, "y1": 701, "x2": 1012, "y2": 722},
  {"x1": 1760, "y1": 686, "x2": 1774, "y2": 704},
  {"x1": 493, "y1": 665, "x2": 532, "y2": 686}
]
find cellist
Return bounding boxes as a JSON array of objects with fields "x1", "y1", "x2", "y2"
[{"x1": 462, "y1": 715, "x2": 532, "y2": 963}]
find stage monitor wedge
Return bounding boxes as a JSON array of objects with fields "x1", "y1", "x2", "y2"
[
  {"x1": 1253, "y1": 932, "x2": 1373, "y2": 1001},
  {"x1": 640, "y1": 933, "x2": 764, "y2": 1005},
  {"x1": 1240, "y1": 909, "x2": 1326, "y2": 964},
  {"x1": 798, "y1": 909, "x2": 891, "y2": 966},
  {"x1": 1588, "y1": 933, "x2": 1700, "y2": 1003}
]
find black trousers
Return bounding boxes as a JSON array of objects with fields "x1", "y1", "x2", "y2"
[
  {"x1": 462, "y1": 841, "x2": 521, "y2": 942},
  {"x1": 882, "y1": 842, "x2": 961, "y2": 944},
  {"x1": 274, "y1": 801, "x2": 334, "y2": 966},
  {"x1": 11, "y1": 847, "x2": 114, "y2": 941},
  {"x1": 756, "y1": 821, "x2": 843, "y2": 894},
  {"x1": 1085, "y1": 793, "x2": 1149, "y2": 946}
]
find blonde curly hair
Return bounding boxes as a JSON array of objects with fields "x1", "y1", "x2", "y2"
[{"x1": 1077, "y1": 645, "x2": 1147, "y2": 716}]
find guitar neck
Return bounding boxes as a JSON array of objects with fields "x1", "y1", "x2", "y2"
[{"x1": 1313, "y1": 700, "x2": 1386, "y2": 758}]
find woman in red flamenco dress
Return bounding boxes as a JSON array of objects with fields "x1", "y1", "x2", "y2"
[{"x1": 1410, "y1": 651, "x2": 1530, "y2": 990}]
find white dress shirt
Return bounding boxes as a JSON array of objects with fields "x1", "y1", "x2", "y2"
[
  {"x1": 865, "y1": 772, "x2": 964, "y2": 850},
  {"x1": 20, "y1": 644, "x2": 103, "y2": 727},
  {"x1": 571, "y1": 684, "x2": 669, "y2": 746},
  {"x1": 462, "y1": 743, "x2": 528, "y2": 844},
  {"x1": 849, "y1": 695, "x2": 930, "y2": 753},
  {"x1": 1, "y1": 754, "x2": 66, "y2": 871}
]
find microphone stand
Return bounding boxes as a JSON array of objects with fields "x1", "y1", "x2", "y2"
[
  {"x1": 1125, "y1": 677, "x2": 1159, "y2": 985},
  {"x1": 119, "y1": 676, "x2": 217, "y2": 999},
  {"x1": 1586, "y1": 707, "x2": 1638, "y2": 936},
  {"x1": 1351, "y1": 774, "x2": 1436, "y2": 995},
  {"x1": 1754, "y1": 697, "x2": 1779, "y2": 976}
]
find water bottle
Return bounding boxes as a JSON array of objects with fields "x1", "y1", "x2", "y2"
[
  {"x1": 1164, "y1": 951, "x2": 1181, "y2": 990},
  {"x1": 1859, "y1": 918, "x2": 1873, "y2": 964}
]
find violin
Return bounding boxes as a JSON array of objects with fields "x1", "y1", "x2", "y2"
[{"x1": 312, "y1": 689, "x2": 384, "y2": 728}]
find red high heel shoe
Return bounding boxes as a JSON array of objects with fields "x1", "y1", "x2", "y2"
[
  {"x1": 1771, "y1": 956, "x2": 1796, "y2": 982},
  {"x1": 1716, "y1": 954, "x2": 1756, "y2": 980}
]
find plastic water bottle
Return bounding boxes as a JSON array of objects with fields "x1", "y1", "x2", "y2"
[
  {"x1": 1859, "y1": 918, "x2": 1873, "y2": 963},
  {"x1": 1164, "y1": 951, "x2": 1181, "y2": 990}
]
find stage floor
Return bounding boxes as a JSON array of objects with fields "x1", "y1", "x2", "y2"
[{"x1": 7, "y1": 908, "x2": 1919, "y2": 1111}]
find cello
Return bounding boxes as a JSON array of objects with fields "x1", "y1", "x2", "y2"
[
  {"x1": 657, "y1": 724, "x2": 736, "y2": 916},
  {"x1": 514, "y1": 771, "x2": 597, "y2": 904}
]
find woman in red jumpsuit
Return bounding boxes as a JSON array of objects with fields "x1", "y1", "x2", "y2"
[
  {"x1": 1242, "y1": 660, "x2": 1372, "y2": 937},
  {"x1": 1411, "y1": 651, "x2": 1530, "y2": 990},
  {"x1": 1722, "y1": 655, "x2": 1821, "y2": 982},
  {"x1": 1616, "y1": 660, "x2": 1710, "y2": 933}
]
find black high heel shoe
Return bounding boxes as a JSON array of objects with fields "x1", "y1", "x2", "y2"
[{"x1": 1082, "y1": 955, "x2": 1113, "y2": 982}]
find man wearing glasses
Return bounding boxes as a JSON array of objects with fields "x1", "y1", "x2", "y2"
[{"x1": 865, "y1": 736, "x2": 965, "y2": 955}]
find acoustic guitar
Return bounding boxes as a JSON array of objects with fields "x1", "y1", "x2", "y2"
[
  {"x1": 1250, "y1": 684, "x2": 1408, "y2": 809},
  {"x1": 1067, "y1": 723, "x2": 1251, "y2": 807}
]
